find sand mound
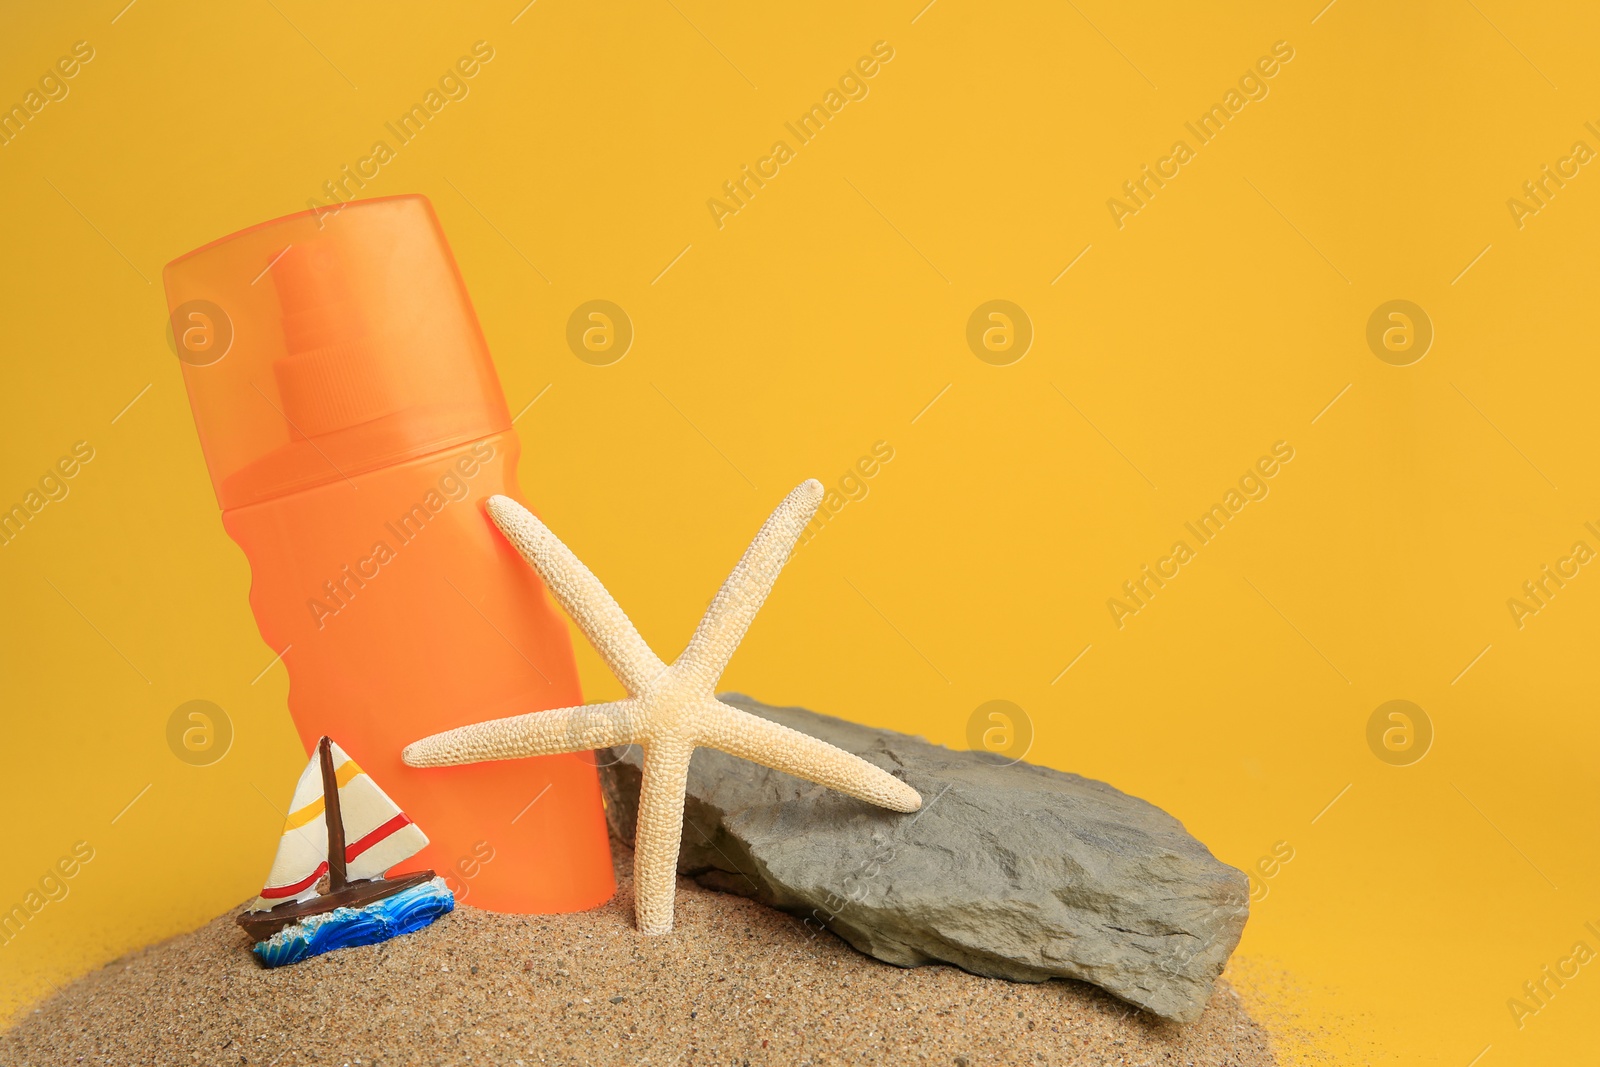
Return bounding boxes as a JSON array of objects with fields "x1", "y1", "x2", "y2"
[{"x1": 2, "y1": 848, "x2": 1277, "y2": 1066}]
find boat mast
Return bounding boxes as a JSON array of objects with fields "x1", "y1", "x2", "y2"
[{"x1": 317, "y1": 736, "x2": 348, "y2": 891}]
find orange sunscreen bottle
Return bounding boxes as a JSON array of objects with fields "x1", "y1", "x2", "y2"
[{"x1": 163, "y1": 194, "x2": 614, "y2": 914}]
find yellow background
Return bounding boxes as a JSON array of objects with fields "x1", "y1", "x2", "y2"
[{"x1": 2, "y1": 2, "x2": 1596, "y2": 1062}]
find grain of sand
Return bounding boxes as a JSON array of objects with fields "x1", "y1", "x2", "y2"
[{"x1": 2, "y1": 847, "x2": 1278, "y2": 1066}]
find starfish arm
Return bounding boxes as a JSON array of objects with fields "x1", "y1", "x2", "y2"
[
  {"x1": 699, "y1": 702, "x2": 922, "y2": 813},
  {"x1": 675, "y1": 479, "x2": 824, "y2": 688},
  {"x1": 402, "y1": 701, "x2": 637, "y2": 767},
  {"x1": 487, "y1": 495, "x2": 667, "y2": 695},
  {"x1": 631, "y1": 735, "x2": 697, "y2": 935}
]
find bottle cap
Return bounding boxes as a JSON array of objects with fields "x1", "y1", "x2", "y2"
[{"x1": 163, "y1": 195, "x2": 511, "y2": 510}]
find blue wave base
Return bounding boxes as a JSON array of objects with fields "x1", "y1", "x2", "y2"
[{"x1": 251, "y1": 877, "x2": 455, "y2": 968}]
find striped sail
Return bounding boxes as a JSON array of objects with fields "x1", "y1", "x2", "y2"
[
  {"x1": 337, "y1": 742, "x2": 430, "y2": 882},
  {"x1": 248, "y1": 741, "x2": 429, "y2": 912}
]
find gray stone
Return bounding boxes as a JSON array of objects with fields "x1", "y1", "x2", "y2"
[{"x1": 597, "y1": 694, "x2": 1249, "y2": 1023}]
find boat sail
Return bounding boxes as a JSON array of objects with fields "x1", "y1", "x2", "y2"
[
  {"x1": 249, "y1": 739, "x2": 430, "y2": 911},
  {"x1": 238, "y1": 737, "x2": 453, "y2": 962}
]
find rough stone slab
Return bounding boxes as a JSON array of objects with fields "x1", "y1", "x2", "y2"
[{"x1": 597, "y1": 695, "x2": 1250, "y2": 1022}]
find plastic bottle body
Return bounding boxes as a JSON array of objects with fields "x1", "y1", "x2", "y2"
[{"x1": 222, "y1": 430, "x2": 615, "y2": 913}]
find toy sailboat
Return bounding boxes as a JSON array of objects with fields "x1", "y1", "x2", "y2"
[{"x1": 238, "y1": 736, "x2": 453, "y2": 966}]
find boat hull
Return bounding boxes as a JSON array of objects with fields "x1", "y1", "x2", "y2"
[
  {"x1": 249, "y1": 877, "x2": 455, "y2": 968},
  {"x1": 237, "y1": 869, "x2": 439, "y2": 942}
]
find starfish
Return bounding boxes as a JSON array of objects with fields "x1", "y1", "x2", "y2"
[{"x1": 403, "y1": 479, "x2": 922, "y2": 934}]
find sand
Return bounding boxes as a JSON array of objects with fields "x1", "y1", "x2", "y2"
[{"x1": 2, "y1": 847, "x2": 1278, "y2": 1066}]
